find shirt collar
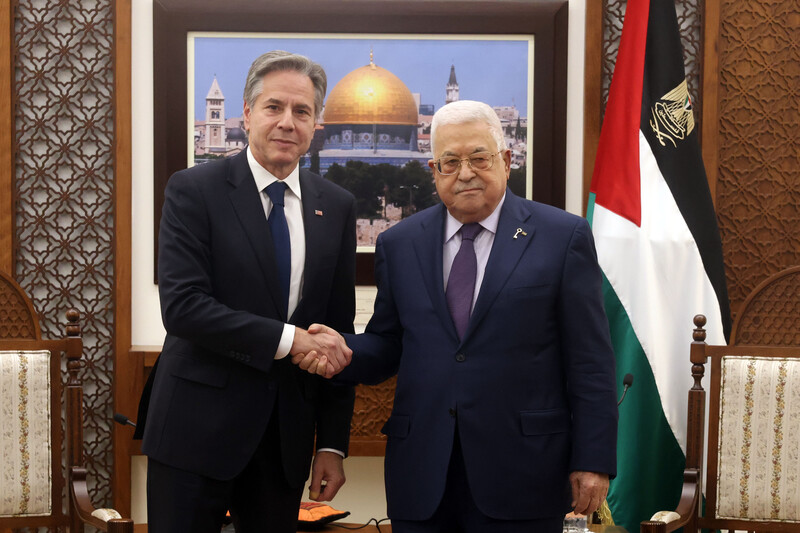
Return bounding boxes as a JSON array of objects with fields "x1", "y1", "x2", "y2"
[
  {"x1": 444, "y1": 191, "x2": 507, "y2": 243},
  {"x1": 246, "y1": 146, "x2": 302, "y2": 200}
]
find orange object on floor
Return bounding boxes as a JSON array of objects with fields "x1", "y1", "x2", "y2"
[{"x1": 298, "y1": 501, "x2": 350, "y2": 527}]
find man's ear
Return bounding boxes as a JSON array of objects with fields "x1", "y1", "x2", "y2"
[
  {"x1": 243, "y1": 100, "x2": 251, "y2": 131},
  {"x1": 502, "y1": 150, "x2": 512, "y2": 177}
]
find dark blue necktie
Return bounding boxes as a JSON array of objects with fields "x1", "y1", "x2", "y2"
[
  {"x1": 265, "y1": 181, "x2": 291, "y2": 315},
  {"x1": 446, "y1": 223, "x2": 483, "y2": 339}
]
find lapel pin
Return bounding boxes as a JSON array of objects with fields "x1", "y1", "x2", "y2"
[
  {"x1": 513, "y1": 228, "x2": 528, "y2": 239},
  {"x1": 315, "y1": 210, "x2": 323, "y2": 216}
]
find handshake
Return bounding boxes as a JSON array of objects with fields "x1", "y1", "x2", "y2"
[{"x1": 290, "y1": 324, "x2": 351, "y2": 379}]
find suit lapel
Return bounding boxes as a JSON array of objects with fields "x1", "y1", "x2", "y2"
[
  {"x1": 466, "y1": 192, "x2": 535, "y2": 340},
  {"x1": 296, "y1": 169, "x2": 325, "y2": 319},
  {"x1": 412, "y1": 204, "x2": 459, "y2": 341},
  {"x1": 226, "y1": 151, "x2": 286, "y2": 320}
]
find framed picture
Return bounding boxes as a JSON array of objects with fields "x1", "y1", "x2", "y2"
[{"x1": 153, "y1": 0, "x2": 568, "y2": 284}]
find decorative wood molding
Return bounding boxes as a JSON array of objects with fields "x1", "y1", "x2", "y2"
[
  {"x1": 0, "y1": 1, "x2": 12, "y2": 273},
  {"x1": 731, "y1": 266, "x2": 800, "y2": 346},
  {"x1": 701, "y1": 0, "x2": 721, "y2": 205},
  {"x1": 715, "y1": 0, "x2": 800, "y2": 313},
  {"x1": 0, "y1": 268, "x2": 41, "y2": 339},
  {"x1": 113, "y1": 0, "x2": 133, "y2": 516},
  {"x1": 13, "y1": 0, "x2": 119, "y2": 510},
  {"x1": 582, "y1": 0, "x2": 603, "y2": 216}
]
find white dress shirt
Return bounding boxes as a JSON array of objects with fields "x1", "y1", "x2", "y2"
[
  {"x1": 443, "y1": 193, "x2": 507, "y2": 311},
  {"x1": 248, "y1": 149, "x2": 344, "y2": 458},
  {"x1": 247, "y1": 147, "x2": 305, "y2": 360}
]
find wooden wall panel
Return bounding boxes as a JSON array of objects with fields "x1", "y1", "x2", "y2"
[
  {"x1": 0, "y1": 2, "x2": 12, "y2": 273},
  {"x1": 113, "y1": 0, "x2": 133, "y2": 516},
  {"x1": 11, "y1": 0, "x2": 120, "y2": 511},
  {"x1": 714, "y1": 0, "x2": 800, "y2": 313}
]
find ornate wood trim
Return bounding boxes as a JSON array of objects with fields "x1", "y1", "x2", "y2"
[
  {"x1": 701, "y1": 0, "x2": 721, "y2": 205},
  {"x1": 730, "y1": 266, "x2": 800, "y2": 346},
  {"x1": 582, "y1": 0, "x2": 604, "y2": 216},
  {"x1": 0, "y1": 1, "x2": 12, "y2": 273},
  {"x1": 13, "y1": 0, "x2": 119, "y2": 509},
  {"x1": 0, "y1": 268, "x2": 41, "y2": 339},
  {"x1": 113, "y1": 0, "x2": 134, "y2": 516}
]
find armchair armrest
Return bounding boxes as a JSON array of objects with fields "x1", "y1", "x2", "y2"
[
  {"x1": 71, "y1": 467, "x2": 134, "y2": 533},
  {"x1": 640, "y1": 468, "x2": 700, "y2": 533}
]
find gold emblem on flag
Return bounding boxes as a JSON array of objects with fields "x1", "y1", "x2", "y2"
[{"x1": 649, "y1": 79, "x2": 695, "y2": 147}]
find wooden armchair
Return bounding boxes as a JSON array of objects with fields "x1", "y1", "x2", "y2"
[
  {"x1": 0, "y1": 270, "x2": 133, "y2": 532},
  {"x1": 641, "y1": 266, "x2": 800, "y2": 533}
]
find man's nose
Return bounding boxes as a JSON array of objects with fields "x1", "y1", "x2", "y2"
[
  {"x1": 457, "y1": 161, "x2": 476, "y2": 180},
  {"x1": 277, "y1": 108, "x2": 294, "y2": 129}
]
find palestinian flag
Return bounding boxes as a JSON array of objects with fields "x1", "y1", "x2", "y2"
[{"x1": 586, "y1": 0, "x2": 732, "y2": 530}]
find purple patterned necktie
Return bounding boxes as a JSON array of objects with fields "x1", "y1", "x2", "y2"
[{"x1": 446, "y1": 223, "x2": 483, "y2": 339}]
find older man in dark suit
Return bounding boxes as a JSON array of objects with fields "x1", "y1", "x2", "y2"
[
  {"x1": 139, "y1": 51, "x2": 356, "y2": 533},
  {"x1": 298, "y1": 100, "x2": 618, "y2": 533}
]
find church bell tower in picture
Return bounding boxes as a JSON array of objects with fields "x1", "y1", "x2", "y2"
[
  {"x1": 205, "y1": 76, "x2": 226, "y2": 154},
  {"x1": 445, "y1": 64, "x2": 459, "y2": 104}
]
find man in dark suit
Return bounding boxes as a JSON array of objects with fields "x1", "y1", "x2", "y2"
[
  {"x1": 139, "y1": 51, "x2": 356, "y2": 533},
  {"x1": 297, "y1": 100, "x2": 618, "y2": 532}
]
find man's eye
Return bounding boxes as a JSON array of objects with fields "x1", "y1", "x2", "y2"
[{"x1": 442, "y1": 158, "x2": 460, "y2": 166}]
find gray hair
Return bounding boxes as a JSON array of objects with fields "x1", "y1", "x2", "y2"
[
  {"x1": 430, "y1": 100, "x2": 506, "y2": 154},
  {"x1": 243, "y1": 50, "x2": 327, "y2": 119}
]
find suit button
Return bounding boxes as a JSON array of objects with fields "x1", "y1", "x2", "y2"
[
  {"x1": 448, "y1": 408, "x2": 456, "y2": 417},
  {"x1": 455, "y1": 353, "x2": 466, "y2": 362}
]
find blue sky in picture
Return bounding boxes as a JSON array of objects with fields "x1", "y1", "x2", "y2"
[{"x1": 192, "y1": 35, "x2": 531, "y2": 121}]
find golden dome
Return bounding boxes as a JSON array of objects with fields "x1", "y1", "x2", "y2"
[{"x1": 323, "y1": 58, "x2": 419, "y2": 126}]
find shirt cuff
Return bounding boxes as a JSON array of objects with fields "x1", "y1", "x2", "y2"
[
  {"x1": 275, "y1": 324, "x2": 295, "y2": 360},
  {"x1": 316, "y1": 448, "x2": 345, "y2": 458}
]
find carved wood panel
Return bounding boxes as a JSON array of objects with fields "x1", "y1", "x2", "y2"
[
  {"x1": 732, "y1": 267, "x2": 800, "y2": 346},
  {"x1": 0, "y1": 273, "x2": 38, "y2": 339},
  {"x1": 350, "y1": 378, "x2": 396, "y2": 455},
  {"x1": 715, "y1": 0, "x2": 800, "y2": 312},
  {"x1": 12, "y1": 0, "x2": 115, "y2": 512}
]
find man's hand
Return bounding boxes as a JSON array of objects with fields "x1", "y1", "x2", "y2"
[
  {"x1": 290, "y1": 324, "x2": 351, "y2": 378},
  {"x1": 569, "y1": 471, "x2": 609, "y2": 516},
  {"x1": 308, "y1": 451, "x2": 346, "y2": 502}
]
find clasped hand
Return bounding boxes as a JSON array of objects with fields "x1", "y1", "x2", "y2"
[{"x1": 290, "y1": 324, "x2": 351, "y2": 378}]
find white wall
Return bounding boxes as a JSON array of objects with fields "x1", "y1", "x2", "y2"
[
  {"x1": 130, "y1": 0, "x2": 586, "y2": 524},
  {"x1": 131, "y1": 0, "x2": 163, "y2": 347}
]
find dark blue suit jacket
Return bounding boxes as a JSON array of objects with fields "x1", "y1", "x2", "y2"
[
  {"x1": 141, "y1": 150, "x2": 356, "y2": 486},
  {"x1": 341, "y1": 191, "x2": 617, "y2": 521}
]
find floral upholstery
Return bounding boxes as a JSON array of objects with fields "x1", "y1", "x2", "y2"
[
  {"x1": 0, "y1": 350, "x2": 52, "y2": 517},
  {"x1": 716, "y1": 356, "x2": 800, "y2": 522}
]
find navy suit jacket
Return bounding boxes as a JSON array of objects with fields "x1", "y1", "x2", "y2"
[
  {"x1": 340, "y1": 191, "x2": 617, "y2": 521},
  {"x1": 140, "y1": 150, "x2": 356, "y2": 486}
]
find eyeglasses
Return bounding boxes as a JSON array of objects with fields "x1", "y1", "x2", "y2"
[{"x1": 433, "y1": 152, "x2": 499, "y2": 175}]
